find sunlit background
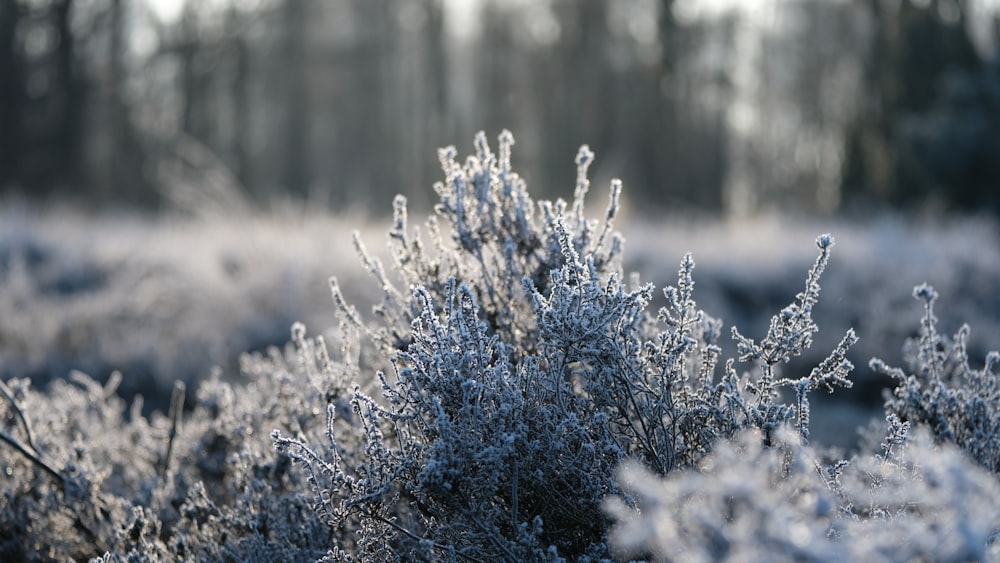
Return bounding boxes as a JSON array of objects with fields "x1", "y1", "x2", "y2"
[{"x1": 3, "y1": 0, "x2": 1000, "y2": 448}]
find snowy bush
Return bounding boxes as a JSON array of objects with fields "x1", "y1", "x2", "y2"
[
  {"x1": 876, "y1": 283, "x2": 1000, "y2": 472},
  {"x1": 0, "y1": 358, "x2": 337, "y2": 560},
  {"x1": 1, "y1": 131, "x2": 998, "y2": 561},
  {"x1": 607, "y1": 420, "x2": 1000, "y2": 562},
  {"x1": 272, "y1": 131, "x2": 956, "y2": 560}
]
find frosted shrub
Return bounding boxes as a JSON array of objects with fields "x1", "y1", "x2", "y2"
[
  {"x1": 0, "y1": 349, "x2": 337, "y2": 561},
  {"x1": 607, "y1": 420, "x2": 1000, "y2": 562},
  {"x1": 875, "y1": 283, "x2": 1000, "y2": 472},
  {"x1": 605, "y1": 270, "x2": 1000, "y2": 562},
  {"x1": 274, "y1": 131, "x2": 860, "y2": 560}
]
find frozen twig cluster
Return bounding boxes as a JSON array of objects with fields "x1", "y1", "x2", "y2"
[
  {"x1": 273, "y1": 131, "x2": 946, "y2": 561},
  {"x1": 874, "y1": 283, "x2": 1000, "y2": 472}
]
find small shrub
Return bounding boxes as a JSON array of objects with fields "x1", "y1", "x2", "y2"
[
  {"x1": 874, "y1": 283, "x2": 1000, "y2": 472},
  {"x1": 0, "y1": 355, "x2": 337, "y2": 561},
  {"x1": 607, "y1": 419, "x2": 1000, "y2": 562},
  {"x1": 274, "y1": 131, "x2": 861, "y2": 560}
]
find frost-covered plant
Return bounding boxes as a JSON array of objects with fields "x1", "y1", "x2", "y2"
[
  {"x1": 729, "y1": 234, "x2": 856, "y2": 445},
  {"x1": 606, "y1": 281, "x2": 1000, "y2": 563},
  {"x1": 0, "y1": 338, "x2": 340, "y2": 561},
  {"x1": 330, "y1": 130, "x2": 624, "y2": 360},
  {"x1": 606, "y1": 418, "x2": 1000, "y2": 562},
  {"x1": 274, "y1": 131, "x2": 859, "y2": 560},
  {"x1": 874, "y1": 283, "x2": 1000, "y2": 472}
]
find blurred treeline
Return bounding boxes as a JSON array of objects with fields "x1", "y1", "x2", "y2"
[{"x1": 1, "y1": 0, "x2": 998, "y2": 216}]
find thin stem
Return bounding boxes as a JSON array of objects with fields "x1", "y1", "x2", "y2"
[
  {"x1": 372, "y1": 513, "x2": 485, "y2": 563},
  {"x1": 510, "y1": 458, "x2": 519, "y2": 531},
  {"x1": 160, "y1": 380, "x2": 186, "y2": 479},
  {"x1": 0, "y1": 429, "x2": 64, "y2": 484},
  {"x1": 0, "y1": 378, "x2": 39, "y2": 453}
]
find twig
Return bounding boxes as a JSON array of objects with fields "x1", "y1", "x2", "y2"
[
  {"x1": 0, "y1": 428, "x2": 64, "y2": 484},
  {"x1": 0, "y1": 378, "x2": 40, "y2": 453},
  {"x1": 372, "y1": 513, "x2": 484, "y2": 563},
  {"x1": 510, "y1": 458, "x2": 519, "y2": 531},
  {"x1": 160, "y1": 380, "x2": 186, "y2": 479}
]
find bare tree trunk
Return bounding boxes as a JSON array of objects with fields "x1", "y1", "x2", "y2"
[
  {"x1": 107, "y1": 0, "x2": 146, "y2": 202},
  {"x1": 229, "y1": 6, "x2": 251, "y2": 193},
  {"x1": 53, "y1": 0, "x2": 82, "y2": 190},
  {"x1": 0, "y1": 0, "x2": 23, "y2": 188},
  {"x1": 282, "y1": 0, "x2": 309, "y2": 197}
]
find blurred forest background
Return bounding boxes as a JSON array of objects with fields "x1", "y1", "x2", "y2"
[{"x1": 3, "y1": 0, "x2": 1000, "y2": 217}]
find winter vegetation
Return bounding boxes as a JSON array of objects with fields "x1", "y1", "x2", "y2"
[{"x1": 3, "y1": 131, "x2": 1000, "y2": 560}]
